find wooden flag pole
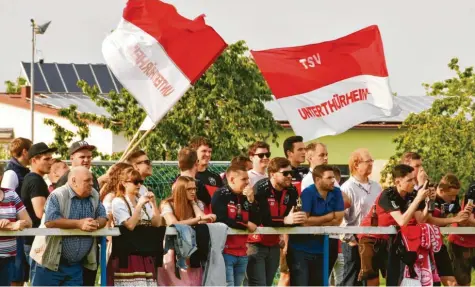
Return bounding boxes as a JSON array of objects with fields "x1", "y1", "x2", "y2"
[
  {"x1": 120, "y1": 125, "x2": 156, "y2": 162},
  {"x1": 119, "y1": 129, "x2": 142, "y2": 162}
]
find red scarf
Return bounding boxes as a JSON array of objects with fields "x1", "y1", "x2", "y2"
[{"x1": 400, "y1": 224, "x2": 442, "y2": 286}]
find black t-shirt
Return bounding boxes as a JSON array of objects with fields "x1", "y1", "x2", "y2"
[
  {"x1": 196, "y1": 169, "x2": 224, "y2": 188},
  {"x1": 21, "y1": 172, "x2": 50, "y2": 245},
  {"x1": 291, "y1": 166, "x2": 309, "y2": 183},
  {"x1": 433, "y1": 195, "x2": 461, "y2": 218},
  {"x1": 403, "y1": 189, "x2": 427, "y2": 210},
  {"x1": 56, "y1": 169, "x2": 100, "y2": 191}
]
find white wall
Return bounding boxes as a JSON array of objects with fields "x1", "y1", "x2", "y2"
[{"x1": 0, "y1": 103, "x2": 128, "y2": 156}]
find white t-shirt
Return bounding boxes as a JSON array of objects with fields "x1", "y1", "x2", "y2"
[
  {"x1": 139, "y1": 185, "x2": 147, "y2": 196},
  {"x1": 102, "y1": 193, "x2": 115, "y2": 215},
  {"x1": 0, "y1": 170, "x2": 19, "y2": 190},
  {"x1": 248, "y1": 170, "x2": 267, "y2": 187},
  {"x1": 160, "y1": 202, "x2": 174, "y2": 217},
  {"x1": 340, "y1": 176, "x2": 382, "y2": 241},
  {"x1": 112, "y1": 196, "x2": 153, "y2": 226}
]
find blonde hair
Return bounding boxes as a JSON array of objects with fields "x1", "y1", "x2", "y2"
[{"x1": 348, "y1": 148, "x2": 369, "y2": 175}]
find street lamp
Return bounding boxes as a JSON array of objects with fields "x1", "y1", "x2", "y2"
[{"x1": 30, "y1": 19, "x2": 51, "y2": 142}]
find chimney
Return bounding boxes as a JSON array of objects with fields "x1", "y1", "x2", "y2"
[{"x1": 20, "y1": 86, "x2": 31, "y2": 100}]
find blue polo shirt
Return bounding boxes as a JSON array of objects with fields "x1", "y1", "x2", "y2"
[{"x1": 289, "y1": 184, "x2": 344, "y2": 254}]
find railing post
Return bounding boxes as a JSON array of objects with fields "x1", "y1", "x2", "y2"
[
  {"x1": 323, "y1": 234, "x2": 329, "y2": 286},
  {"x1": 100, "y1": 236, "x2": 107, "y2": 287}
]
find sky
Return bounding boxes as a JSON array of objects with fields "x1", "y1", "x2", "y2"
[{"x1": 1, "y1": 0, "x2": 475, "y2": 96}]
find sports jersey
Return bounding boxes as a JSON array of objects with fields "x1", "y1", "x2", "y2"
[
  {"x1": 360, "y1": 187, "x2": 422, "y2": 240},
  {"x1": 251, "y1": 178, "x2": 298, "y2": 246},
  {"x1": 211, "y1": 185, "x2": 259, "y2": 256}
]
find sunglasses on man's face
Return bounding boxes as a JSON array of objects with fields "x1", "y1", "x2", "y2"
[
  {"x1": 254, "y1": 152, "x2": 271, "y2": 159},
  {"x1": 136, "y1": 159, "x2": 151, "y2": 166},
  {"x1": 279, "y1": 170, "x2": 293, "y2": 177},
  {"x1": 126, "y1": 179, "x2": 144, "y2": 186}
]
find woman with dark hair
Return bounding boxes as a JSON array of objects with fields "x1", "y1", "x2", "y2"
[
  {"x1": 158, "y1": 176, "x2": 216, "y2": 286},
  {"x1": 108, "y1": 167, "x2": 161, "y2": 286}
]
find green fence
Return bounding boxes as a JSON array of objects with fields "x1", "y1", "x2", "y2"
[{"x1": 90, "y1": 161, "x2": 230, "y2": 200}]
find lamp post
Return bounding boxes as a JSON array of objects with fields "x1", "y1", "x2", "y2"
[{"x1": 30, "y1": 19, "x2": 51, "y2": 142}]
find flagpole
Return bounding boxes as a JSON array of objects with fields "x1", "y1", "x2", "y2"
[
  {"x1": 119, "y1": 129, "x2": 142, "y2": 162},
  {"x1": 30, "y1": 20, "x2": 36, "y2": 142},
  {"x1": 120, "y1": 126, "x2": 156, "y2": 162}
]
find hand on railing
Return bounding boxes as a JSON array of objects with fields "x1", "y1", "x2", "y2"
[
  {"x1": 0, "y1": 219, "x2": 9, "y2": 229},
  {"x1": 12, "y1": 220, "x2": 29, "y2": 231},
  {"x1": 78, "y1": 218, "x2": 100, "y2": 232},
  {"x1": 247, "y1": 221, "x2": 257, "y2": 232},
  {"x1": 284, "y1": 207, "x2": 307, "y2": 225}
]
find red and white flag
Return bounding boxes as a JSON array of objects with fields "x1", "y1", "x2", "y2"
[
  {"x1": 103, "y1": 0, "x2": 227, "y2": 124},
  {"x1": 251, "y1": 25, "x2": 400, "y2": 141}
]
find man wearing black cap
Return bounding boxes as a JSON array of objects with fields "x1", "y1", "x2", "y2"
[
  {"x1": 55, "y1": 141, "x2": 100, "y2": 191},
  {"x1": 20, "y1": 142, "x2": 57, "y2": 280}
]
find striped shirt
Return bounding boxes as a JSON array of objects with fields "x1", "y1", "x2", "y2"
[{"x1": 0, "y1": 188, "x2": 25, "y2": 258}]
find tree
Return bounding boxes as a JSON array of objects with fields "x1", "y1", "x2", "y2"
[
  {"x1": 0, "y1": 146, "x2": 8, "y2": 160},
  {"x1": 381, "y1": 58, "x2": 475, "y2": 190},
  {"x1": 45, "y1": 41, "x2": 281, "y2": 160},
  {"x1": 5, "y1": 77, "x2": 27, "y2": 94}
]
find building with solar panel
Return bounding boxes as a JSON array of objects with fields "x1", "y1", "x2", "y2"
[{"x1": 0, "y1": 62, "x2": 129, "y2": 155}]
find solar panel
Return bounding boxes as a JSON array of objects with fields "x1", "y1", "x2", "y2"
[
  {"x1": 41, "y1": 64, "x2": 66, "y2": 93},
  {"x1": 21, "y1": 61, "x2": 126, "y2": 95},
  {"x1": 91, "y1": 65, "x2": 117, "y2": 94},
  {"x1": 74, "y1": 64, "x2": 98, "y2": 90},
  {"x1": 110, "y1": 71, "x2": 124, "y2": 92},
  {"x1": 21, "y1": 62, "x2": 49, "y2": 93},
  {"x1": 57, "y1": 64, "x2": 81, "y2": 93}
]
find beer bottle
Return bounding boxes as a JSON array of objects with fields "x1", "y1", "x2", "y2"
[
  {"x1": 236, "y1": 204, "x2": 243, "y2": 221},
  {"x1": 371, "y1": 205, "x2": 378, "y2": 227},
  {"x1": 295, "y1": 196, "x2": 302, "y2": 212}
]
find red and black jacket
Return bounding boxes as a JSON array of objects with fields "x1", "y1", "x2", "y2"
[
  {"x1": 197, "y1": 169, "x2": 224, "y2": 214},
  {"x1": 291, "y1": 166, "x2": 309, "y2": 195},
  {"x1": 250, "y1": 178, "x2": 298, "y2": 246},
  {"x1": 211, "y1": 185, "x2": 259, "y2": 256}
]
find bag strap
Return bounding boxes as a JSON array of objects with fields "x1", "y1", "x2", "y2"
[{"x1": 121, "y1": 196, "x2": 133, "y2": 216}]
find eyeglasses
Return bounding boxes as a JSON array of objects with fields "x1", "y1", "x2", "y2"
[
  {"x1": 254, "y1": 152, "x2": 271, "y2": 159},
  {"x1": 361, "y1": 159, "x2": 374, "y2": 164},
  {"x1": 136, "y1": 159, "x2": 151, "y2": 166},
  {"x1": 126, "y1": 180, "x2": 144, "y2": 185},
  {"x1": 279, "y1": 170, "x2": 293, "y2": 177},
  {"x1": 186, "y1": 187, "x2": 197, "y2": 192}
]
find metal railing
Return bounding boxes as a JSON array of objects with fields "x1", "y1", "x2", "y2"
[{"x1": 2, "y1": 226, "x2": 474, "y2": 286}]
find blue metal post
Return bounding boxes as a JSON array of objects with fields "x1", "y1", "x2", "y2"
[
  {"x1": 323, "y1": 234, "x2": 329, "y2": 286},
  {"x1": 100, "y1": 236, "x2": 107, "y2": 286}
]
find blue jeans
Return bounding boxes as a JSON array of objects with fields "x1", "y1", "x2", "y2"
[
  {"x1": 341, "y1": 242, "x2": 362, "y2": 286},
  {"x1": 287, "y1": 248, "x2": 324, "y2": 286},
  {"x1": 12, "y1": 237, "x2": 28, "y2": 282},
  {"x1": 24, "y1": 244, "x2": 36, "y2": 283},
  {"x1": 0, "y1": 257, "x2": 14, "y2": 286},
  {"x1": 246, "y1": 243, "x2": 280, "y2": 286},
  {"x1": 223, "y1": 254, "x2": 248, "y2": 287},
  {"x1": 31, "y1": 261, "x2": 83, "y2": 286}
]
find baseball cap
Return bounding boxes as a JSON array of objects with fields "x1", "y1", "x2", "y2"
[
  {"x1": 69, "y1": 140, "x2": 96, "y2": 156},
  {"x1": 28, "y1": 142, "x2": 57, "y2": 159}
]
